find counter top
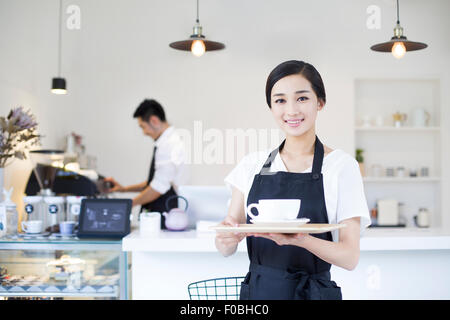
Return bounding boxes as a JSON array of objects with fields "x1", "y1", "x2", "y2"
[
  {"x1": 122, "y1": 227, "x2": 450, "y2": 252},
  {"x1": 0, "y1": 235, "x2": 123, "y2": 250}
]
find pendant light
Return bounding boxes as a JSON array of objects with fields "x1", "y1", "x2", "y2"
[
  {"x1": 169, "y1": 0, "x2": 225, "y2": 57},
  {"x1": 370, "y1": 0, "x2": 427, "y2": 59},
  {"x1": 51, "y1": 0, "x2": 67, "y2": 94}
]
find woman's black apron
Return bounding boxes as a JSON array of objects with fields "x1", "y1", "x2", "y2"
[
  {"x1": 240, "y1": 136, "x2": 342, "y2": 300},
  {"x1": 140, "y1": 146, "x2": 178, "y2": 229}
]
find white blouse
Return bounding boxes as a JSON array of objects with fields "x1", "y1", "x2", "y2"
[{"x1": 224, "y1": 148, "x2": 371, "y2": 241}]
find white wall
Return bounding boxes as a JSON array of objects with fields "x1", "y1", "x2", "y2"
[{"x1": 0, "y1": 0, "x2": 449, "y2": 227}]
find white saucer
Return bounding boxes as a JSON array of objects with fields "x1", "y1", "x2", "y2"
[
  {"x1": 49, "y1": 233, "x2": 77, "y2": 238},
  {"x1": 17, "y1": 232, "x2": 50, "y2": 238},
  {"x1": 249, "y1": 218, "x2": 310, "y2": 227}
]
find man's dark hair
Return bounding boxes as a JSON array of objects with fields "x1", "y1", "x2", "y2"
[{"x1": 133, "y1": 99, "x2": 166, "y2": 122}]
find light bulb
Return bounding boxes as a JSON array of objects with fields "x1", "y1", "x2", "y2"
[
  {"x1": 191, "y1": 40, "x2": 205, "y2": 57},
  {"x1": 51, "y1": 160, "x2": 64, "y2": 168},
  {"x1": 391, "y1": 42, "x2": 406, "y2": 59},
  {"x1": 51, "y1": 88, "x2": 67, "y2": 94}
]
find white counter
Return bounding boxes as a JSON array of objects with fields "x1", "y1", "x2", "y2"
[
  {"x1": 123, "y1": 227, "x2": 450, "y2": 252},
  {"x1": 123, "y1": 228, "x2": 450, "y2": 300}
]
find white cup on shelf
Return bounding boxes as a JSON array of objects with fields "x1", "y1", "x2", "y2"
[
  {"x1": 361, "y1": 115, "x2": 372, "y2": 127},
  {"x1": 21, "y1": 220, "x2": 43, "y2": 234},
  {"x1": 374, "y1": 115, "x2": 384, "y2": 127},
  {"x1": 411, "y1": 108, "x2": 431, "y2": 127},
  {"x1": 139, "y1": 212, "x2": 161, "y2": 236}
]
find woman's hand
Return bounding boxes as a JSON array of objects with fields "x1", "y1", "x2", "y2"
[
  {"x1": 215, "y1": 186, "x2": 247, "y2": 257},
  {"x1": 247, "y1": 232, "x2": 308, "y2": 247},
  {"x1": 215, "y1": 215, "x2": 247, "y2": 249}
]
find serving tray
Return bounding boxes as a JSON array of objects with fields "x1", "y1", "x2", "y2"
[{"x1": 209, "y1": 223, "x2": 346, "y2": 234}]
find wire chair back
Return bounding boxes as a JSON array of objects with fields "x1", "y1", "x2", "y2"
[{"x1": 188, "y1": 276, "x2": 245, "y2": 300}]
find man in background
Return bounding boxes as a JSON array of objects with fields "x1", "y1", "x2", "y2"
[{"x1": 105, "y1": 99, "x2": 188, "y2": 229}]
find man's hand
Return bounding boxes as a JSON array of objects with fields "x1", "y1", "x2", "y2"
[{"x1": 103, "y1": 177, "x2": 124, "y2": 193}]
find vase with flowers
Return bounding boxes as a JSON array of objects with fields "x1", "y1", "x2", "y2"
[{"x1": 0, "y1": 107, "x2": 41, "y2": 198}]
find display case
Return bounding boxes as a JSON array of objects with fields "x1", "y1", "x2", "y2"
[{"x1": 0, "y1": 236, "x2": 128, "y2": 299}]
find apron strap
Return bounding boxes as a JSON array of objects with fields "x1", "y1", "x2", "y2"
[
  {"x1": 249, "y1": 262, "x2": 330, "y2": 281},
  {"x1": 259, "y1": 136, "x2": 324, "y2": 177},
  {"x1": 311, "y1": 136, "x2": 324, "y2": 177},
  {"x1": 259, "y1": 141, "x2": 283, "y2": 176}
]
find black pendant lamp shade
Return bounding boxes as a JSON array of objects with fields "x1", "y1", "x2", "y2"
[
  {"x1": 51, "y1": 77, "x2": 67, "y2": 94},
  {"x1": 370, "y1": 37, "x2": 427, "y2": 52},
  {"x1": 169, "y1": 36, "x2": 225, "y2": 52},
  {"x1": 370, "y1": 0, "x2": 427, "y2": 58},
  {"x1": 51, "y1": 0, "x2": 67, "y2": 94},
  {"x1": 169, "y1": 0, "x2": 225, "y2": 56}
]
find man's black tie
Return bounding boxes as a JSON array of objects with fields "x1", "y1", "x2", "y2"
[{"x1": 147, "y1": 145, "x2": 157, "y2": 185}]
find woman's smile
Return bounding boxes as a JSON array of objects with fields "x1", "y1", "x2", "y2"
[{"x1": 284, "y1": 118, "x2": 305, "y2": 127}]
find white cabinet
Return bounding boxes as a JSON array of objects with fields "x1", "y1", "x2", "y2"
[{"x1": 354, "y1": 78, "x2": 442, "y2": 228}]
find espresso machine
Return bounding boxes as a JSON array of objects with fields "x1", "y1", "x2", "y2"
[
  {"x1": 26, "y1": 150, "x2": 110, "y2": 197},
  {"x1": 24, "y1": 150, "x2": 111, "y2": 233},
  {"x1": 28, "y1": 150, "x2": 65, "y2": 196}
]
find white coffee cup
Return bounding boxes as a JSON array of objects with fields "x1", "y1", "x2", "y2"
[
  {"x1": 59, "y1": 221, "x2": 76, "y2": 235},
  {"x1": 21, "y1": 220, "x2": 43, "y2": 234},
  {"x1": 374, "y1": 115, "x2": 384, "y2": 127},
  {"x1": 361, "y1": 115, "x2": 372, "y2": 127},
  {"x1": 140, "y1": 212, "x2": 161, "y2": 236},
  {"x1": 246, "y1": 199, "x2": 301, "y2": 221},
  {"x1": 411, "y1": 108, "x2": 430, "y2": 127}
]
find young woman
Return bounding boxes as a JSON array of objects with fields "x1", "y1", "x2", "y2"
[{"x1": 215, "y1": 60, "x2": 371, "y2": 300}]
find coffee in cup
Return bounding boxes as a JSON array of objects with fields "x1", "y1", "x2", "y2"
[{"x1": 246, "y1": 199, "x2": 301, "y2": 221}]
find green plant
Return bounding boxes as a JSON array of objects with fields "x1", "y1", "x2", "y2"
[{"x1": 355, "y1": 149, "x2": 364, "y2": 163}]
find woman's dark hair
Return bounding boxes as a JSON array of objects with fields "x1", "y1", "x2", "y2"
[
  {"x1": 265, "y1": 60, "x2": 326, "y2": 108},
  {"x1": 133, "y1": 99, "x2": 166, "y2": 122}
]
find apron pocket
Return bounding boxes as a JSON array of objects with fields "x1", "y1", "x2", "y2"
[
  {"x1": 317, "y1": 282, "x2": 342, "y2": 300},
  {"x1": 239, "y1": 272, "x2": 251, "y2": 300}
]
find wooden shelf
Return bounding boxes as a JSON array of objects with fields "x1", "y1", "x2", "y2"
[
  {"x1": 355, "y1": 126, "x2": 440, "y2": 132},
  {"x1": 363, "y1": 177, "x2": 441, "y2": 183},
  {"x1": 354, "y1": 78, "x2": 442, "y2": 230}
]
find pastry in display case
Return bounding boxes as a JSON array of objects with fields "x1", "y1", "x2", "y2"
[
  {"x1": 46, "y1": 255, "x2": 86, "y2": 288},
  {"x1": 0, "y1": 238, "x2": 127, "y2": 300}
]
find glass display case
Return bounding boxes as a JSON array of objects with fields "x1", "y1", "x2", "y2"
[{"x1": 0, "y1": 236, "x2": 128, "y2": 299}]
